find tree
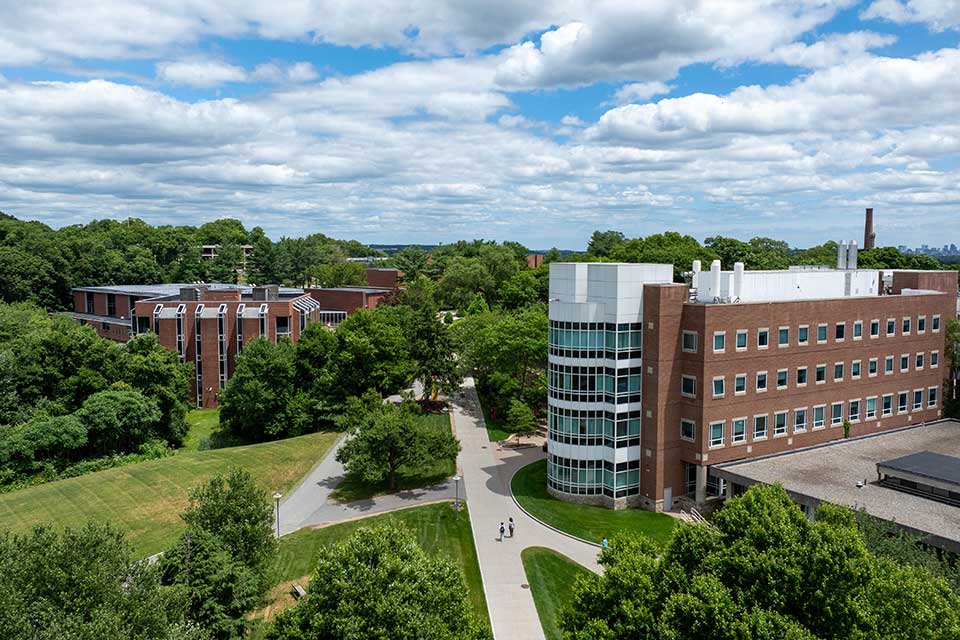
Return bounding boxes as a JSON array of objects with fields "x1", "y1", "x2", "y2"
[
  {"x1": 392, "y1": 246, "x2": 430, "y2": 282},
  {"x1": 466, "y1": 291, "x2": 490, "y2": 315},
  {"x1": 945, "y1": 319, "x2": 960, "y2": 419},
  {"x1": 121, "y1": 333, "x2": 192, "y2": 445},
  {"x1": 331, "y1": 307, "x2": 416, "y2": 400},
  {"x1": 76, "y1": 387, "x2": 162, "y2": 455},
  {"x1": 559, "y1": 484, "x2": 960, "y2": 640},
  {"x1": 610, "y1": 232, "x2": 719, "y2": 281},
  {"x1": 0, "y1": 523, "x2": 201, "y2": 640},
  {"x1": 218, "y1": 338, "x2": 311, "y2": 441},
  {"x1": 587, "y1": 230, "x2": 626, "y2": 258},
  {"x1": 335, "y1": 392, "x2": 459, "y2": 492},
  {"x1": 499, "y1": 270, "x2": 540, "y2": 309},
  {"x1": 507, "y1": 399, "x2": 537, "y2": 433},
  {"x1": 408, "y1": 305, "x2": 463, "y2": 400},
  {"x1": 438, "y1": 257, "x2": 494, "y2": 310},
  {"x1": 267, "y1": 524, "x2": 489, "y2": 640}
]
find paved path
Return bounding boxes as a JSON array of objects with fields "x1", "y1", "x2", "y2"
[
  {"x1": 278, "y1": 434, "x2": 457, "y2": 536},
  {"x1": 452, "y1": 377, "x2": 600, "y2": 640}
]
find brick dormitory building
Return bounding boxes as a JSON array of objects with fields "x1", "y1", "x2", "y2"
[
  {"x1": 71, "y1": 268, "x2": 400, "y2": 407},
  {"x1": 547, "y1": 245, "x2": 959, "y2": 513}
]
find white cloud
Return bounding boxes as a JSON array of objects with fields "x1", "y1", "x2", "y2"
[
  {"x1": 759, "y1": 31, "x2": 896, "y2": 68},
  {"x1": 286, "y1": 62, "x2": 319, "y2": 82},
  {"x1": 862, "y1": 0, "x2": 960, "y2": 31},
  {"x1": 156, "y1": 59, "x2": 248, "y2": 87},
  {"x1": 613, "y1": 81, "x2": 672, "y2": 103}
]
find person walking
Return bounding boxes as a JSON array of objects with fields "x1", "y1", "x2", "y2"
[
  {"x1": 601, "y1": 537, "x2": 609, "y2": 550},
  {"x1": 508, "y1": 517, "x2": 515, "y2": 538},
  {"x1": 498, "y1": 522, "x2": 505, "y2": 542}
]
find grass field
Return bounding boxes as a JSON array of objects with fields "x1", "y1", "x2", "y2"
[
  {"x1": 512, "y1": 459, "x2": 677, "y2": 546},
  {"x1": 249, "y1": 502, "x2": 489, "y2": 637},
  {"x1": 180, "y1": 408, "x2": 221, "y2": 451},
  {"x1": 0, "y1": 431, "x2": 341, "y2": 557},
  {"x1": 522, "y1": 547, "x2": 591, "y2": 640},
  {"x1": 330, "y1": 411, "x2": 457, "y2": 502}
]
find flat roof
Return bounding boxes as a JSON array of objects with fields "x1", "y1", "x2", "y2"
[
  {"x1": 878, "y1": 451, "x2": 960, "y2": 489},
  {"x1": 313, "y1": 286, "x2": 393, "y2": 293},
  {"x1": 74, "y1": 284, "x2": 305, "y2": 299},
  {"x1": 713, "y1": 420, "x2": 960, "y2": 551}
]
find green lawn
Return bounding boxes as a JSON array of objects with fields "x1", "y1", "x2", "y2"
[
  {"x1": 0, "y1": 431, "x2": 341, "y2": 557},
  {"x1": 250, "y1": 502, "x2": 489, "y2": 636},
  {"x1": 512, "y1": 459, "x2": 677, "y2": 546},
  {"x1": 330, "y1": 412, "x2": 457, "y2": 502},
  {"x1": 180, "y1": 408, "x2": 220, "y2": 451},
  {"x1": 522, "y1": 547, "x2": 591, "y2": 640}
]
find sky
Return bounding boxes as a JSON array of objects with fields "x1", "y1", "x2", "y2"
[{"x1": 1, "y1": 1, "x2": 959, "y2": 250}]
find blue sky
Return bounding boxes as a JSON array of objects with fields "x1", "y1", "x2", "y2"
[{"x1": 0, "y1": 1, "x2": 958, "y2": 250}]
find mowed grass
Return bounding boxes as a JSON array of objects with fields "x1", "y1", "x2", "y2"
[
  {"x1": 522, "y1": 547, "x2": 591, "y2": 640},
  {"x1": 330, "y1": 411, "x2": 456, "y2": 502},
  {"x1": 180, "y1": 408, "x2": 221, "y2": 451},
  {"x1": 512, "y1": 459, "x2": 676, "y2": 546},
  {"x1": 0, "y1": 431, "x2": 341, "y2": 557},
  {"x1": 252, "y1": 502, "x2": 488, "y2": 634}
]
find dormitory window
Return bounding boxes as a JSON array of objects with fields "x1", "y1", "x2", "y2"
[
  {"x1": 933, "y1": 315, "x2": 941, "y2": 331},
  {"x1": 713, "y1": 332, "x2": 725, "y2": 352},
  {"x1": 107, "y1": 294, "x2": 116, "y2": 317},
  {"x1": 831, "y1": 402, "x2": 843, "y2": 425},
  {"x1": 885, "y1": 356, "x2": 894, "y2": 373},
  {"x1": 913, "y1": 390, "x2": 923, "y2": 411},
  {"x1": 882, "y1": 394, "x2": 893, "y2": 416},
  {"x1": 712, "y1": 377, "x2": 725, "y2": 398},
  {"x1": 835, "y1": 322, "x2": 846, "y2": 340},
  {"x1": 777, "y1": 369, "x2": 788, "y2": 389},
  {"x1": 682, "y1": 331, "x2": 698, "y2": 352},
  {"x1": 886, "y1": 318, "x2": 896, "y2": 336},
  {"x1": 194, "y1": 304, "x2": 204, "y2": 407},
  {"x1": 778, "y1": 327, "x2": 789, "y2": 346},
  {"x1": 916, "y1": 353, "x2": 924, "y2": 369},
  {"x1": 902, "y1": 317, "x2": 911, "y2": 334},
  {"x1": 813, "y1": 406, "x2": 825, "y2": 429},
  {"x1": 774, "y1": 412, "x2": 787, "y2": 436},
  {"x1": 756, "y1": 372, "x2": 768, "y2": 392},
  {"x1": 680, "y1": 419, "x2": 695, "y2": 441},
  {"x1": 732, "y1": 419, "x2": 746, "y2": 443},
  {"x1": 753, "y1": 415, "x2": 768, "y2": 439},
  {"x1": 870, "y1": 319, "x2": 880, "y2": 337},
  {"x1": 259, "y1": 304, "x2": 268, "y2": 337},
  {"x1": 853, "y1": 320, "x2": 862, "y2": 339},
  {"x1": 834, "y1": 362, "x2": 844, "y2": 381},
  {"x1": 817, "y1": 323, "x2": 828, "y2": 342},
  {"x1": 918, "y1": 316, "x2": 926, "y2": 333},
  {"x1": 898, "y1": 392, "x2": 908, "y2": 413},
  {"x1": 798, "y1": 326, "x2": 809, "y2": 344},
  {"x1": 849, "y1": 400, "x2": 860, "y2": 422},
  {"x1": 175, "y1": 304, "x2": 185, "y2": 362},
  {"x1": 794, "y1": 409, "x2": 807, "y2": 433},
  {"x1": 217, "y1": 304, "x2": 227, "y2": 391},
  {"x1": 852, "y1": 360, "x2": 861, "y2": 378},
  {"x1": 900, "y1": 354, "x2": 909, "y2": 372},
  {"x1": 758, "y1": 329, "x2": 769, "y2": 348},
  {"x1": 236, "y1": 304, "x2": 245, "y2": 354},
  {"x1": 816, "y1": 365, "x2": 826, "y2": 383},
  {"x1": 869, "y1": 358, "x2": 878, "y2": 376},
  {"x1": 736, "y1": 330, "x2": 748, "y2": 350},
  {"x1": 276, "y1": 316, "x2": 291, "y2": 341},
  {"x1": 681, "y1": 375, "x2": 697, "y2": 397},
  {"x1": 709, "y1": 422, "x2": 724, "y2": 448},
  {"x1": 932, "y1": 351, "x2": 939, "y2": 367},
  {"x1": 866, "y1": 397, "x2": 877, "y2": 420},
  {"x1": 929, "y1": 387, "x2": 939, "y2": 408},
  {"x1": 85, "y1": 291, "x2": 95, "y2": 314},
  {"x1": 796, "y1": 367, "x2": 807, "y2": 385},
  {"x1": 735, "y1": 374, "x2": 746, "y2": 394}
]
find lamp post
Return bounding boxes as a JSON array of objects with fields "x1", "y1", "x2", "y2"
[
  {"x1": 453, "y1": 475, "x2": 462, "y2": 515},
  {"x1": 273, "y1": 492, "x2": 282, "y2": 538}
]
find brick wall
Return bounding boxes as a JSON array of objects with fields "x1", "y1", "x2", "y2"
[{"x1": 365, "y1": 268, "x2": 400, "y2": 288}]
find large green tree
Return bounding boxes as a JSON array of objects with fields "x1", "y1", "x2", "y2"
[
  {"x1": 331, "y1": 307, "x2": 417, "y2": 400},
  {"x1": 267, "y1": 524, "x2": 489, "y2": 640},
  {"x1": 335, "y1": 392, "x2": 459, "y2": 492}
]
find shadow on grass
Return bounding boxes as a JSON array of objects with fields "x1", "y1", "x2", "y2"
[{"x1": 329, "y1": 466, "x2": 453, "y2": 503}]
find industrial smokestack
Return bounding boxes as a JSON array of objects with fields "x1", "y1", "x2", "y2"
[{"x1": 864, "y1": 208, "x2": 876, "y2": 250}]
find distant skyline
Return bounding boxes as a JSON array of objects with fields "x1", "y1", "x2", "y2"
[{"x1": 1, "y1": 1, "x2": 959, "y2": 249}]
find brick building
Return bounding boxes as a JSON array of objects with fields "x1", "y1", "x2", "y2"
[{"x1": 547, "y1": 251, "x2": 958, "y2": 512}]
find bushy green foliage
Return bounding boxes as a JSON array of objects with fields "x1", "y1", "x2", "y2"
[
  {"x1": 335, "y1": 392, "x2": 460, "y2": 491},
  {"x1": 267, "y1": 524, "x2": 489, "y2": 640},
  {"x1": 0, "y1": 522, "x2": 206, "y2": 640},
  {"x1": 559, "y1": 484, "x2": 960, "y2": 640}
]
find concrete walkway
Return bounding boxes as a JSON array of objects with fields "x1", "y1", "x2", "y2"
[
  {"x1": 278, "y1": 433, "x2": 457, "y2": 536},
  {"x1": 452, "y1": 377, "x2": 600, "y2": 640}
]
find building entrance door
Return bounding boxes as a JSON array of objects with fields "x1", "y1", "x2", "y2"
[{"x1": 663, "y1": 486, "x2": 672, "y2": 510}]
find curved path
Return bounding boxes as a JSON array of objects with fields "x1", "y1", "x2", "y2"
[{"x1": 452, "y1": 377, "x2": 600, "y2": 640}]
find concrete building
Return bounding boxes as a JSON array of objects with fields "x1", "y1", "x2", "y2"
[{"x1": 547, "y1": 248, "x2": 957, "y2": 512}]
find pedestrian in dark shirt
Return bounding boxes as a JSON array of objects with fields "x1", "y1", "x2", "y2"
[{"x1": 508, "y1": 517, "x2": 515, "y2": 538}]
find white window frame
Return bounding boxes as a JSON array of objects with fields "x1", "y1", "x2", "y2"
[
  {"x1": 778, "y1": 326, "x2": 790, "y2": 348},
  {"x1": 776, "y1": 368, "x2": 788, "y2": 390},
  {"x1": 713, "y1": 331, "x2": 726, "y2": 353},
  {"x1": 868, "y1": 357, "x2": 878, "y2": 377},
  {"x1": 882, "y1": 394, "x2": 893, "y2": 417},
  {"x1": 928, "y1": 386, "x2": 939, "y2": 409},
  {"x1": 933, "y1": 314, "x2": 941, "y2": 332},
  {"x1": 849, "y1": 399, "x2": 861, "y2": 423},
  {"x1": 900, "y1": 353, "x2": 910, "y2": 373},
  {"x1": 915, "y1": 352, "x2": 924, "y2": 370},
  {"x1": 732, "y1": 417, "x2": 747, "y2": 444},
  {"x1": 817, "y1": 323, "x2": 828, "y2": 344},
  {"x1": 835, "y1": 321, "x2": 846, "y2": 342},
  {"x1": 712, "y1": 376, "x2": 725, "y2": 398},
  {"x1": 865, "y1": 396, "x2": 877, "y2": 420},
  {"x1": 682, "y1": 330, "x2": 698, "y2": 353},
  {"x1": 885, "y1": 355, "x2": 894, "y2": 375},
  {"x1": 798, "y1": 324, "x2": 809, "y2": 346},
  {"x1": 834, "y1": 361, "x2": 844, "y2": 382},
  {"x1": 815, "y1": 363, "x2": 826, "y2": 385},
  {"x1": 794, "y1": 407, "x2": 808, "y2": 433},
  {"x1": 831, "y1": 402, "x2": 844, "y2": 426},
  {"x1": 851, "y1": 359, "x2": 862, "y2": 380},
  {"x1": 886, "y1": 318, "x2": 896, "y2": 337},
  {"x1": 774, "y1": 411, "x2": 788, "y2": 437},
  {"x1": 756, "y1": 371, "x2": 768, "y2": 393},
  {"x1": 753, "y1": 414, "x2": 768, "y2": 440},
  {"x1": 813, "y1": 405, "x2": 826, "y2": 430},
  {"x1": 931, "y1": 350, "x2": 939, "y2": 368},
  {"x1": 853, "y1": 320, "x2": 863, "y2": 340},
  {"x1": 680, "y1": 419, "x2": 696, "y2": 442},
  {"x1": 681, "y1": 375, "x2": 697, "y2": 398},
  {"x1": 870, "y1": 318, "x2": 880, "y2": 338},
  {"x1": 898, "y1": 391, "x2": 908, "y2": 414},
  {"x1": 917, "y1": 315, "x2": 926, "y2": 334},
  {"x1": 735, "y1": 329, "x2": 748, "y2": 351},
  {"x1": 912, "y1": 388, "x2": 923, "y2": 411},
  {"x1": 757, "y1": 327, "x2": 770, "y2": 350},
  {"x1": 902, "y1": 316, "x2": 911, "y2": 336},
  {"x1": 734, "y1": 373, "x2": 747, "y2": 396},
  {"x1": 709, "y1": 421, "x2": 725, "y2": 448},
  {"x1": 796, "y1": 366, "x2": 808, "y2": 387}
]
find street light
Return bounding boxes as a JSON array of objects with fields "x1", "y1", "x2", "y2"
[
  {"x1": 453, "y1": 475, "x2": 462, "y2": 513},
  {"x1": 273, "y1": 492, "x2": 282, "y2": 538}
]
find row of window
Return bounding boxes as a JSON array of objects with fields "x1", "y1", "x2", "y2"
[
  {"x1": 548, "y1": 321, "x2": 643, "y2": 360},
  {"x1": 683, "y1": 314, "x2": 942, "y2": 355},
  {"x1": 546, "y1": 455, "x2": 641, "y2": 498},
  {"x1": 680, "y1": 350, "x2": 940, "y2": 399},
  {"x1": 681, "y1": 387, "x2": 940, "y2": 448}
]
